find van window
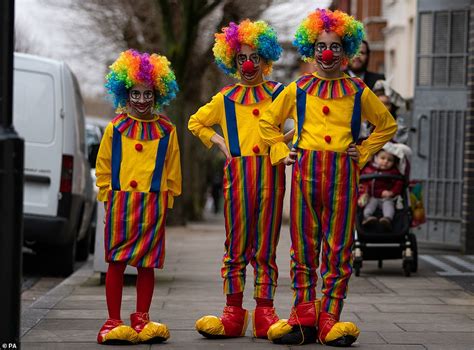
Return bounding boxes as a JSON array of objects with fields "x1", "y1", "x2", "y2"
[{"x1": 13, "y1": 70, "x2": 55, "y2": 144}]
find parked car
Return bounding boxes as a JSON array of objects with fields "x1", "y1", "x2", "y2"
[
  {"x1": 85, "y1": 120, "x2": 105, "y2": 253},
  {"x1": 13, "y1": 53, "x2": 95, "y2": 276}
]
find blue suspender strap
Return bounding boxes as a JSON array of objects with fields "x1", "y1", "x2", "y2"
[
  {"x1": 272, "y1": 83, "x2": 285, "y2": 101},
  {"x1": 224, "y1": 96, "x2": 241, "y2": 157},
  {"x1": 293, "y1": 87, "x2": 307, "y2": 149},
  {"x1": 150, "y1": 133, "x2": 170, "y2": 192},
  {"x1": 351, "y1": 88, "x2": 364, "y2": 142},
  {"x1": 111, "y1": 127, "x2": 122, "y2": 190}
]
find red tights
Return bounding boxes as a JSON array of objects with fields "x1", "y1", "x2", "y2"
[{"x1": 105, "y1": 262, "x2": 155, "y2": 320}]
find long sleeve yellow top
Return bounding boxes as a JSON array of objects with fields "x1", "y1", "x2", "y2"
[
  {"x1": 259, "y1": 73, "x2": 397, "y2": 167},
  {"x1": 188, "y1": 81, "x2": 284, "y2": 156},
  {"x1": 96, "y1": 113, "x2": 182, "y2": 208}
]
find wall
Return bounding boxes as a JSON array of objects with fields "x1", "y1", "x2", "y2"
[{"x1": 382, "y1": 0, "x2": 417, "y2": 99}]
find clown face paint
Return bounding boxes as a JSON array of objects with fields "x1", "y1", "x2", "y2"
[
  {"x1": 128, "y1": 84, "x2": 155, "y2": 119},
  {"x1": 236, "y1": 44, "x2": 264, "y2": 85},
  {"x1": 314, "y1": 31, "x2": 345, "y2": 78}
]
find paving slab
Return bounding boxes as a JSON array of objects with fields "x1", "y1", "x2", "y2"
[
  {"x1": 20, "y1": 223, "x2": 474, "y2": 349},
  {"x1": 379, "y1": 331, "x2": 474, "y2": 345}
]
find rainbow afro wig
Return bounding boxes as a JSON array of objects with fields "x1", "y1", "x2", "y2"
[
  {"x1": 105, "y1": 49, "x2": 178, "y2": 110},
  {"x1": 213, "y1": 19, "x2": 282, "y2": 78},
  {"x1": 294, "y1": 8, "x2": 365, "y2": 62}
]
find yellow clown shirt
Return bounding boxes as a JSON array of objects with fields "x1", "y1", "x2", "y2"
[
  {"x1": 259, "y1": 73, "x2": 397, "y2": 167},
  {"x1": 188, "y1": 81, "x2": 285, "y2": 156},
  {"x1": 95, "y1": 113, "x2": 182, "y2": 208}
]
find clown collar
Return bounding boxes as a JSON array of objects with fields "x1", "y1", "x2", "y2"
[
  {"x1": 112, "y1": 113, "x2": 174, "y2": 140},
  {"x1": 220, "y1": 80, "x2": 280, "y2": 105},
  {"x1": 296, "y1": 72, "x2": 366, "y2": 99}
]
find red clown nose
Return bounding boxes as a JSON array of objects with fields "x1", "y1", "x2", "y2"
[
  {"x1": 322, "y1": 49, "x2": 334, "y2": 64},
  {"x1": 242, "y1": 60, "x2": 255, "y2": 74}
]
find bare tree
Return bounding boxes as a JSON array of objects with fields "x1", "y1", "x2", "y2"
[{"x1": 14, "y1": 20, "x2": 41, "y2": 54}]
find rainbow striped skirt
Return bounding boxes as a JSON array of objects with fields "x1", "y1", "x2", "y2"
[{"x1": 104, "y1": 190, "x2": 168, "y2": 268}]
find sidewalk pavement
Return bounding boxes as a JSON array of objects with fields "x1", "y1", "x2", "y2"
[{"x1": 21, "y1": 219, "x2": 474, "y2": 349}]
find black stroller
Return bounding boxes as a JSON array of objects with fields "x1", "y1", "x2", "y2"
[{"x1": 352, "y1": 166, "x2": 418, "y2": 277}]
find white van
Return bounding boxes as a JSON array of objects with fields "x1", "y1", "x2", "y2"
[{"x1": 13, "y1": 53, "x2": 95, "y2": 276}]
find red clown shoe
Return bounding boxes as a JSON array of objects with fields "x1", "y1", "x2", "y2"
[
  {"x1": 130, "y1": 312, "x2": 170, "y2": 343},
  {"x1": 318, "y1": 312, "x2": 360, "y2": 347},
  {"x1": 267, "y1": 299, "x2": 320, "y2": 345},
  {"x1": 195, "y1": 306, "x2": 249, "y2": 338},
  {"x1": 252, "y1": 307, "x2": 279, "y2": 338},
  {"x1": 97, "y1": 318, "x2": 138, "y2": 345}
]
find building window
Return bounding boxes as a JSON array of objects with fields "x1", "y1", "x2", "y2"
[{"x1": 417, "y1": 10, "x2": 469, "y2": 86}]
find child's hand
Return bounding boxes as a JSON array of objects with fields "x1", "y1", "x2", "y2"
[
  {"x1": 381, "y1": 190, "x2": 394, "y2": 198},
  {"x1": 103, "y1": 201, "x2": 108, "y2": 224},
  {"x1": 211, "y1": 134, "x2": 231, "y2": 160},
  {"x1": 358, "y1": 193, "x2": 369, "y2": 207},
  {"x1": 346, "y1": 143, "x2": 360, "y2": 162},
  {"x1": 283, "y1": 129, "x2": 295, "y2": 144},
  {"x1": 283, "y1": 148, "x2": 297, "y2": 166}
]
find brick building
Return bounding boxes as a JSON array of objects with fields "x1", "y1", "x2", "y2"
[{"x1": 332, "y1": 0, "x2": 386, "y2": 74}]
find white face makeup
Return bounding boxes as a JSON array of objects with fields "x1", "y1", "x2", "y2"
[
  {"x1": 236, "y1": 44, "x2": 264, "y2": 85},
  {"x1": 314, "y1": 31, "x2": 345, "y2": 77},
  {"x1": 128, "y1": 84, "x2": 155, "y2": 118}
]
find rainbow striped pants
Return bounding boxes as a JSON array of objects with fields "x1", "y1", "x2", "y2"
[
  {"x1": 290, "y1": 150, "x2": 359, "y2": 317},
  {"x1": 105, "y1": 190, "x2": 168, "y2": 268},
  {"x1": 221, "y1": 155, "x2": 285, "y2": 299}
]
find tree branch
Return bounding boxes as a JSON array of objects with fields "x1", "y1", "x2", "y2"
[{"x1": 197, "y1": 0, "x2": 222, "y2": 19}]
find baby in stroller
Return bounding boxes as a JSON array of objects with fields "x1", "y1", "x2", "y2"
[
  {"x1": 358, "y1": 142, "x2": 411, "y2": 231},
  {"x1": 354, "y1": 142, "x2": 417, "y2": 276}
]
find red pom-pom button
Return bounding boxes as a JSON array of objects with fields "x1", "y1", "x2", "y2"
[
  {"x1": 322, "y1": 50, "x2": 334, "y2": 63},
  {"x1": 322, "y1": 106, "x2": 330, "y2": 115},
  {"x1": 130, "y1": 180, "x2": 138, "y2": 188},
  {"x1": 324, "y1": 135, "x2": 331, "y2": 143},
  {"x1": 252, "y1": 145, "x2": 260, "y2": 154},
  {"x1": 252, "y1": 108, "x2": 260, "y2": 116},
  {"x1": 135, "y1": 143, "x2": 143, "y2": 151}
]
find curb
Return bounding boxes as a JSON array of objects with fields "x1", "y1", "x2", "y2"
[{"x1": 21, "y1": 259, "x2": 95, "y2": 336}]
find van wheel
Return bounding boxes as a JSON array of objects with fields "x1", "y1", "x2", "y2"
[
  {"x1": 39, "y1": 239, "x2": 76, "y2": 277},
  {"x1": 57, "y1": 240, "x2": 76, "y2": 276}
]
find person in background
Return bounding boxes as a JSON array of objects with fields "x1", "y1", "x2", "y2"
[
  {"x1": 347, "y1": 40, "x2": 385, "y2": 90},
  {"x1": 373, "y1": 80, "x2": 409, "y2": 144}
]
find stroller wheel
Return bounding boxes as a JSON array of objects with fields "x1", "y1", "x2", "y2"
[{"x1": 378, "y1": 260, "x2": 383, "y2": 269}]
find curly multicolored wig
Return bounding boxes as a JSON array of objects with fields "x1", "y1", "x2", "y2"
[
  {"x1": 293, "y1": 9, "x2": 365, "y2": 62},
  {"x1": 213, "y1": 19, "x2": 282, "y2": 77},
  {"x1": 105, "y1": 49, "x2": 178, "y2": 110}
]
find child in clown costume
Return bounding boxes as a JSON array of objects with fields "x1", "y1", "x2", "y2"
[
  {"x1": 188, "y1": 19, "x2": 293, "y2": 339},
  {"x1": 95, "y1": 49, "x2": 181, "y2": 345},
  {"x1": 259, "y1": 9, "x2": 397, "y2": 346}
]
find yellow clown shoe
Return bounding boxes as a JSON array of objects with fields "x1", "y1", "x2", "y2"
[
  {"x1": 195, "y1": 306, "x2": 249, "y2": 338},
  {"x1": 267, "y1": 299, "x2": 320, "y2": 345},
  {"x1": 318, "y1": 312, "x2": 360, "y2": 347},
  {"x1": 130, "y1": 312, "x2": 170, "y2": 344},
  {"x1": 97, "y1": 318, "x2": 139, "y2": 345}
]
